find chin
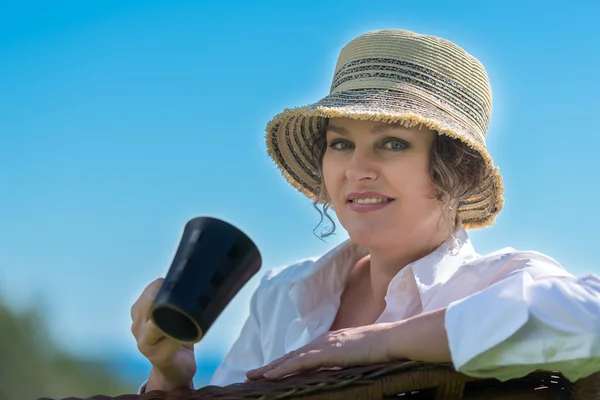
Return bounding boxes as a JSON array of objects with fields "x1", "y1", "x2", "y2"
[{"x1": 343, "y1": 221, "x2": 389, "y2": 247}]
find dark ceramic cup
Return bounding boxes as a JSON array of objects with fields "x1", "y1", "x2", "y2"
[{"x1": 150, "y1": 217, "x2": 262, "y2": 343}]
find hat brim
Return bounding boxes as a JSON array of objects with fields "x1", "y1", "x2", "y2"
[{"x1": 265, "y1": 88, "x2": 504, "y2": 229}]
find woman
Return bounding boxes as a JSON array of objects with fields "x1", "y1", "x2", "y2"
[{"x1": 131, "y1": 29, "x2": 600, "y2": 393}]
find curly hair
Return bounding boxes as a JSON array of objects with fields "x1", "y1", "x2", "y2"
[{"x1": 307, "y1": 119, "x2": 487, "y2": 238}]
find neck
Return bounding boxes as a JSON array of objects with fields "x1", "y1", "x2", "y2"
[{"x1": 365, "y1": 224, "x2": 456, "y2": 302}]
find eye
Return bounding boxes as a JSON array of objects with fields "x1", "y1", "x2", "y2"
[
  {"x1": 382, "y1": 138, "x2": 408, "y2": 151},
  {"x1": 328, "y1": 139, "x2": 354, "y2": 150}
]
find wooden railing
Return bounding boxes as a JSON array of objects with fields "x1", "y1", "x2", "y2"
[{"x1": 42, "y1": 360, "x2": 600, "y2": 400}]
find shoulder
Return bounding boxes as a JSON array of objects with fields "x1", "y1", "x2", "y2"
[
  {"x1": 246, "y1": 256, "x2": 323, "y2": 330},
  {"x1": 256, "y1": 239, "x2": 354, "y2": 288},
  {"x1": 467, "y1": 247, "x2": 575, "y2": 280},
  {"x1": 261, "y1": 256, "x2": 321, "y2": 285},
  {"x1": 250, "y1": 255, "x2": 321, "y2": 301}
]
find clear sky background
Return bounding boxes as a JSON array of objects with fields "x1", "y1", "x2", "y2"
[{"x1": 0, "y1": 0, "x2": 598, "y2": 379}]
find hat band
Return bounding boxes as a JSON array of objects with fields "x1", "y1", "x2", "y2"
[
  {"x1": 332, "y1": 57, "x2": 490, "y2": 107},
  {"x1": 331, "y1": 58, "x2": 490, "y2": 136}
]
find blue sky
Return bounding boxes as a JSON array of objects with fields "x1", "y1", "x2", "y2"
[{"x1": 0, "y1": 0, "x2": 598, "y2": 382}]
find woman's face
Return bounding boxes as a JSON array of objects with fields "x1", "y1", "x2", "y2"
[{"x1": 322, "y1": 117, "x2": 447, "y2": 247}]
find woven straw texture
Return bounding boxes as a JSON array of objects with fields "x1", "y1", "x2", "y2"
[
  {"x1": 43, "y1": 360, "x2": 600, "y2": 400},
  {"x1": 265, "y1": 29, "x2": 504, "y2": 229}
]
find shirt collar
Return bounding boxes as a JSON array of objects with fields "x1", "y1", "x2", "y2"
[
  {"x1": 406, "y1": 225, "x2": 478, "y2": 308},
  {"x1": 288, "y1": 224, "x2": 478, "y2": 318}
]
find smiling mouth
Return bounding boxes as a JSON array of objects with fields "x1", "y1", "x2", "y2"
[{"x1": 347, "y1": 198, "x2": 394, "y2": 204}]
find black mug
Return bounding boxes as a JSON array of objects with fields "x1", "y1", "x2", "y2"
[{"x1": 150, "y1": 217, "x2": 262, "y2": 343}]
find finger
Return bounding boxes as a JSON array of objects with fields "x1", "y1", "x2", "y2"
[
  {"x1": 246, "y1": 351, "x2": 296, "y2": 380},
  {"x1": 141, "y1": 278, "x2": 165, "y2": 317},
  {"x1": 130, "y1": 278, "x2": 165, "y2": 338},
  {"x1": 130, "y1": 278, "x2": 164, "y2": 322},
  {"x1": 144, "y1": 337, "x2": 182, "y2": 367},
  {"x1": 138, "y1": 318, "x2": 166, "y2": 348},
  {"x1": 264, "y1": 352, "x2": 323, "y2": 380},
  {"x1": 144, "y1": 278, "x2": 165, "y2": 297},
  {"x1": 246, "y1": 360, "x2": 281, "y2": 380}
]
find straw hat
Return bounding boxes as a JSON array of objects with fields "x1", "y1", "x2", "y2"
[{"x1": 265, "y1": 29, "x2": 504, "y2": 229}]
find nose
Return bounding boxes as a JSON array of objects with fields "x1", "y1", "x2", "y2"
[{"x1": 345, "y1": 148, "x2": 378, "y2": 182}]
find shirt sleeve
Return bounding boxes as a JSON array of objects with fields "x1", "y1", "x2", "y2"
[
  {"x1": 208, "y1": 275, "x2": 266, "y2": 386},
  {"x1": 445, "y1": 254, "x2": 600, "y2": 382}
]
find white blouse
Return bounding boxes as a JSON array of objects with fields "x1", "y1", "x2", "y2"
[{"x1": 140, "y1": 225, "x2": 600, "y2": 392}]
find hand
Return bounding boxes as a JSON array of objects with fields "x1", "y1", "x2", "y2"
[
  {"x1": 246, "y1": 323, "x2": 396, "y2": 381},
  {"x1": 130, "y1": 278, "x2": 196, "y2": 391}
]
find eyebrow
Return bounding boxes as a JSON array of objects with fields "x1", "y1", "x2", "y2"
[
  {"x1": 372, "y1": 122, "x2": 406, "y2": 134},
  {"x1": 326, "y1": 122, "x2": 406, "y2": 136},
  {"x1": 326, "y1": 124, "x2": 351, "y2": 135}
]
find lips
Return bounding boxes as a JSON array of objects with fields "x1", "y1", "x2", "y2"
[
  {"x1": 346, "y1": 191, "x2": 395, "y2": 203},
  {"x1": 345, "y1": 192, "x2": 395, "y2": 213},
  {"x1": 350, "y1": 197, "x2": 393, "y2": 204}
]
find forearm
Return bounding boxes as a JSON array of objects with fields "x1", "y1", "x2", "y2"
[
  {"x1": 387, "y1": 307, "x2": 452, "y2": 363},
  {"x1": 146, "y1": 366, "x2": 194, "y2": 392}
]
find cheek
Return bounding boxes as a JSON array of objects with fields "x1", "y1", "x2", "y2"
[
  {"x1": 413, "y1": 170, "x2": 438, "y2": 198},
  {"x1": 391, "y1": 156, "x2": 434, "y2": 194},
  {"x1": 321, "y1": 156, "x2": 340, "y2": 199},
  {"x1": 387, "y1": 162, "x2": 440, "y2": 217}
]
